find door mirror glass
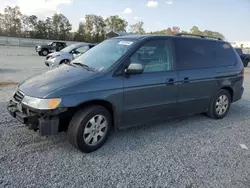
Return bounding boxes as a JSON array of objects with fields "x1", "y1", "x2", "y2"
[{"x1": 125, "y1": 63, "x2": 143, "y2": 74}]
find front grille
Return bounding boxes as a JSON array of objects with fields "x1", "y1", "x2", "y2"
[{"x1": 13, "y1": 90, "x2": 25, "y2": 103}]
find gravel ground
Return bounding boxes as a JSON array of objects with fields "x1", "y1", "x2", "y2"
[{"x1": 0, "y1": 46, "x2": 250, "y2": 188}]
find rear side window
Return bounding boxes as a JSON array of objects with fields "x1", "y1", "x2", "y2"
[
  {"x1": 174, "y1": 38, "x2": 236, "y2": 70},
  {"x1": 174, "y1": 38, "x2": 213, "y2": 70}
]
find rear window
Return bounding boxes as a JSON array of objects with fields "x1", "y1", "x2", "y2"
[{"x1": 174, "y1": 38, "x2": 236, "y2": 70}]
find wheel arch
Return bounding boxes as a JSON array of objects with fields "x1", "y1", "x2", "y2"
[
  {"x1": 73, "y1": 99, "x2": 117, "y2": 130},
  {"x1": 221, "y1": 86, "x2": 234, "y2": 102},
  {"x1": 59, "y1": 59, "x2": 70, "y2": 65}
]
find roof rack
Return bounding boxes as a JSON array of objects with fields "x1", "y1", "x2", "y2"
[{"x1": 175, "y1": 33, "x2": 223, "y2": 41}]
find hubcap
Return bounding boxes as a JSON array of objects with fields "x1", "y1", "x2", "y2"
[
  {"x1": 215, "y1": 94, "x2": 229, "y2": 116},
  {"x1": 83, "y1": 115, "x2": 107, "y2": 146},
  {"x1": 43, "y1": 51, "x2": 48, "y2": 55}
]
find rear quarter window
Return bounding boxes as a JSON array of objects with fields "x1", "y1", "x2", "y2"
[{"x1": 212, "y1": 42, "x2": 236, "y2": 67}]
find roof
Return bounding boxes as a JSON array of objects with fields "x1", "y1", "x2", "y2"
[
  {"x1": 115, "y1": 34, "x2": 227, "y2": 43},
  {"x1": 106, "y1": 31, "x2": 135, "y2": 36}
]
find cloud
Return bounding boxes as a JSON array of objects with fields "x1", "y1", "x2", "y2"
[
  {"x1": 146, "y1": 1, "x2": 158, "y2": 7},
  {"x1": 123, "y1": 8, "x2": 132, "y2": 14},
  {"x1": 80, "y1": 17, "x2": 85, "y2": 22},
  {"x1": 166, "y1": 0, "x2": 173, "y2": 5},
  {"x1": 134, "y1": 16, "x2": 144, "y2": 20},
  {"x1": 1, "y1": 0, "x2": 72, "y2": 17}
]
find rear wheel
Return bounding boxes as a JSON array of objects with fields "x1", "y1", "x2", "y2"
[
  {"x1": 207, "y1": 89, "x2": 231, "y2": 119},
  {"x1": 243, "y1": 59, "x2": 249, "y2": 67},
  {"x1": 67, "y1": 105, "x2": 112, "y2": 153}
]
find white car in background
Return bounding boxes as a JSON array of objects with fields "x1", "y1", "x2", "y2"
[{"x1": 44, "y1": 43, "x2": 97, "y2": 67}]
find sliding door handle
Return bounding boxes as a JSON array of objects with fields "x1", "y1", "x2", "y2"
[
  {"x1": 166, "y1": 78, "x2": 175, "y2": 85},
  {"x1": 181, "y1": 77, "x2": 189, "y2": 83}
]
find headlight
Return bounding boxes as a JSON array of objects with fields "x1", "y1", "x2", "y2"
[
  {"x1": 22, "y1": 96, "x2": 61, "y2": 110},
  {"x1": 50, "y1": 55, "x2": 60, "y2": 59}
]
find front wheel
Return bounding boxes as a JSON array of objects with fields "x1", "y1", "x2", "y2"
[
  {"x1": 40, "y1": 49, "x2": 49, "y2": 56},
  {"x1": 67, "y1": 106, "x2": 112, "y2": 153},
  {"x1": 206, "y1": 89, "x2": 231, "y2": 119}
]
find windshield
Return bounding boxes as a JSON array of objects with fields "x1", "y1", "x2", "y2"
[
  {"x1": 60, "y1": 44, "x2": 78, "y2": 53},
  {"x1": 71, "y1": 39, "x2": 136, "y2": 71},
  {"x1": 47, "y1": 42, "x2": 53, "y2": 46}
]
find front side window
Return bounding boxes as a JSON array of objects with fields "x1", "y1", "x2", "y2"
[
  {"x1": 60, "y1": 44, "x2": 78, "y2": 53},
  {"x1": 129, "y1": 39, "x2": 172, "y2": 73},
  {"x1": 72, "y1": 39, "x2": 136, "y2": 71},
  {"x1": 76, "y1": 46, "x2": 89, "y2": 53}
]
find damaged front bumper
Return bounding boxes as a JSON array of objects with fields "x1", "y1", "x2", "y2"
[{"x1": 7, "y1": 100, "x2": 67, "y2": 136}]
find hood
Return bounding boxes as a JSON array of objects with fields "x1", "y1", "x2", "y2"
[
  {"x1": 19, "y1": 64, "x2": 98, "y2": 98},
  {"x1": 47, "y1": 51, "x2": 69, "y2": 58}
]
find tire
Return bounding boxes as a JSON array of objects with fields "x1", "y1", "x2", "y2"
[
  {"x1": 59, "y1": 59, "x2": 70, "y2": 65},
  {"x1": 206, "y1": 89, "x2": 231, "y2": 119},
  {"x1": 243, "y1": 59, "x2": 249, "y2": 67},
  {"x1": 40, "y1": 49, "x2": 49, "y2": 56},
  {"x1": 38, "y1": 52, "x2": 42, "y2": 56},
  {"x1": 67, "y1": 105, "x2": 112, "y2": 153}
]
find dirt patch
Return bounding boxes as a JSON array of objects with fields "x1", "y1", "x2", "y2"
[{"x1": 0, "y1": 82, "x2": 18, "y2": 87}]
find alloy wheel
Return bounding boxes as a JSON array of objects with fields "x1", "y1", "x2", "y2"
[{"x1": 83, "y1": 115, "x2": 108, "y2": 146}]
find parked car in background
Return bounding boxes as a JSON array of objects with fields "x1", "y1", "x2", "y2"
[
  {"x1": 44, "y1": 43, "x2": 97, "y2": 67},
  {"x1": 7, "y1": 34, "x2": 244, "y2": 153},
  {"x1": 36, "y1": 41, "x2": 67, "y2": 56},
  {"x1": 235, "y1": 48, "x2": 250, "y2": 67}
]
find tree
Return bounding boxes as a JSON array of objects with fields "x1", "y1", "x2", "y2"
[
  {"x1": 130, "y1": 21, "x2": 145, "y2": 34},
  {"x1": 51, "y1": 13, "x2": 72, "y2": 40},
  {"x1": 172, "y1": 26, "x2": 180, "y2": 35},
  {"x1": 166, "y1": 27, "x2": 173, "y2": 35},
  {"x1": 0, "y1": 13, "x2": 4, "y2": 35},
  {"x1": 34, "y1": 20, "x2": 47, "y2": 39},
  {"x1": 74, "y1": 21, "x2": 86, "y2": 41},
  {"x1": 93, "y1": 15, "x2": 106, "y2": 42},
  {"x1": 190, "y1": 26, "x2": 203, "y2": 35},
  {"x1": 105, "y1": 15, "x2": 128, "y2": 32},
  {"x1": 3, "y1": 6, "x2": 22, "y2": 37}
]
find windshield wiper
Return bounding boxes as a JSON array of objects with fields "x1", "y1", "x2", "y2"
[
  {"x1": 73, "y1": 62, "x2": 88, "y2": 67},
  {"x1": 72, "y1": 62, "x2": 95, "y2": 71}
]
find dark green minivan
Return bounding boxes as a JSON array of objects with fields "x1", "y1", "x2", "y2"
[{"x1": 8, "y1": 34, "x2": 244, "y2": 153}]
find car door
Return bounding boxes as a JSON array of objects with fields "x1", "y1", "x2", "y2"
[
  {"x1": 51, "y1": 42, "x2": 57, "y2": 52},
  {"x1": 122, "y1": 39, "x2": 178, "y2": 127},
  {"x1": 173, "y1": 38, "x2": 217, "y2": 116}
]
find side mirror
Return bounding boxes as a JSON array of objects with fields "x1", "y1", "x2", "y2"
[{"x1": 124, "y1": 63, "x2": 143, "y2": 75}]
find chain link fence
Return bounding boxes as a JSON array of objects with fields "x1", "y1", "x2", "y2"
[{"x1": 0, "y1": 36, "x2": 78, "y2": 47}]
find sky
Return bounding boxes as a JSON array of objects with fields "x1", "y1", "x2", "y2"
[{"x1": 0, "y1": 0, "x2": 250, "y2": 41}]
